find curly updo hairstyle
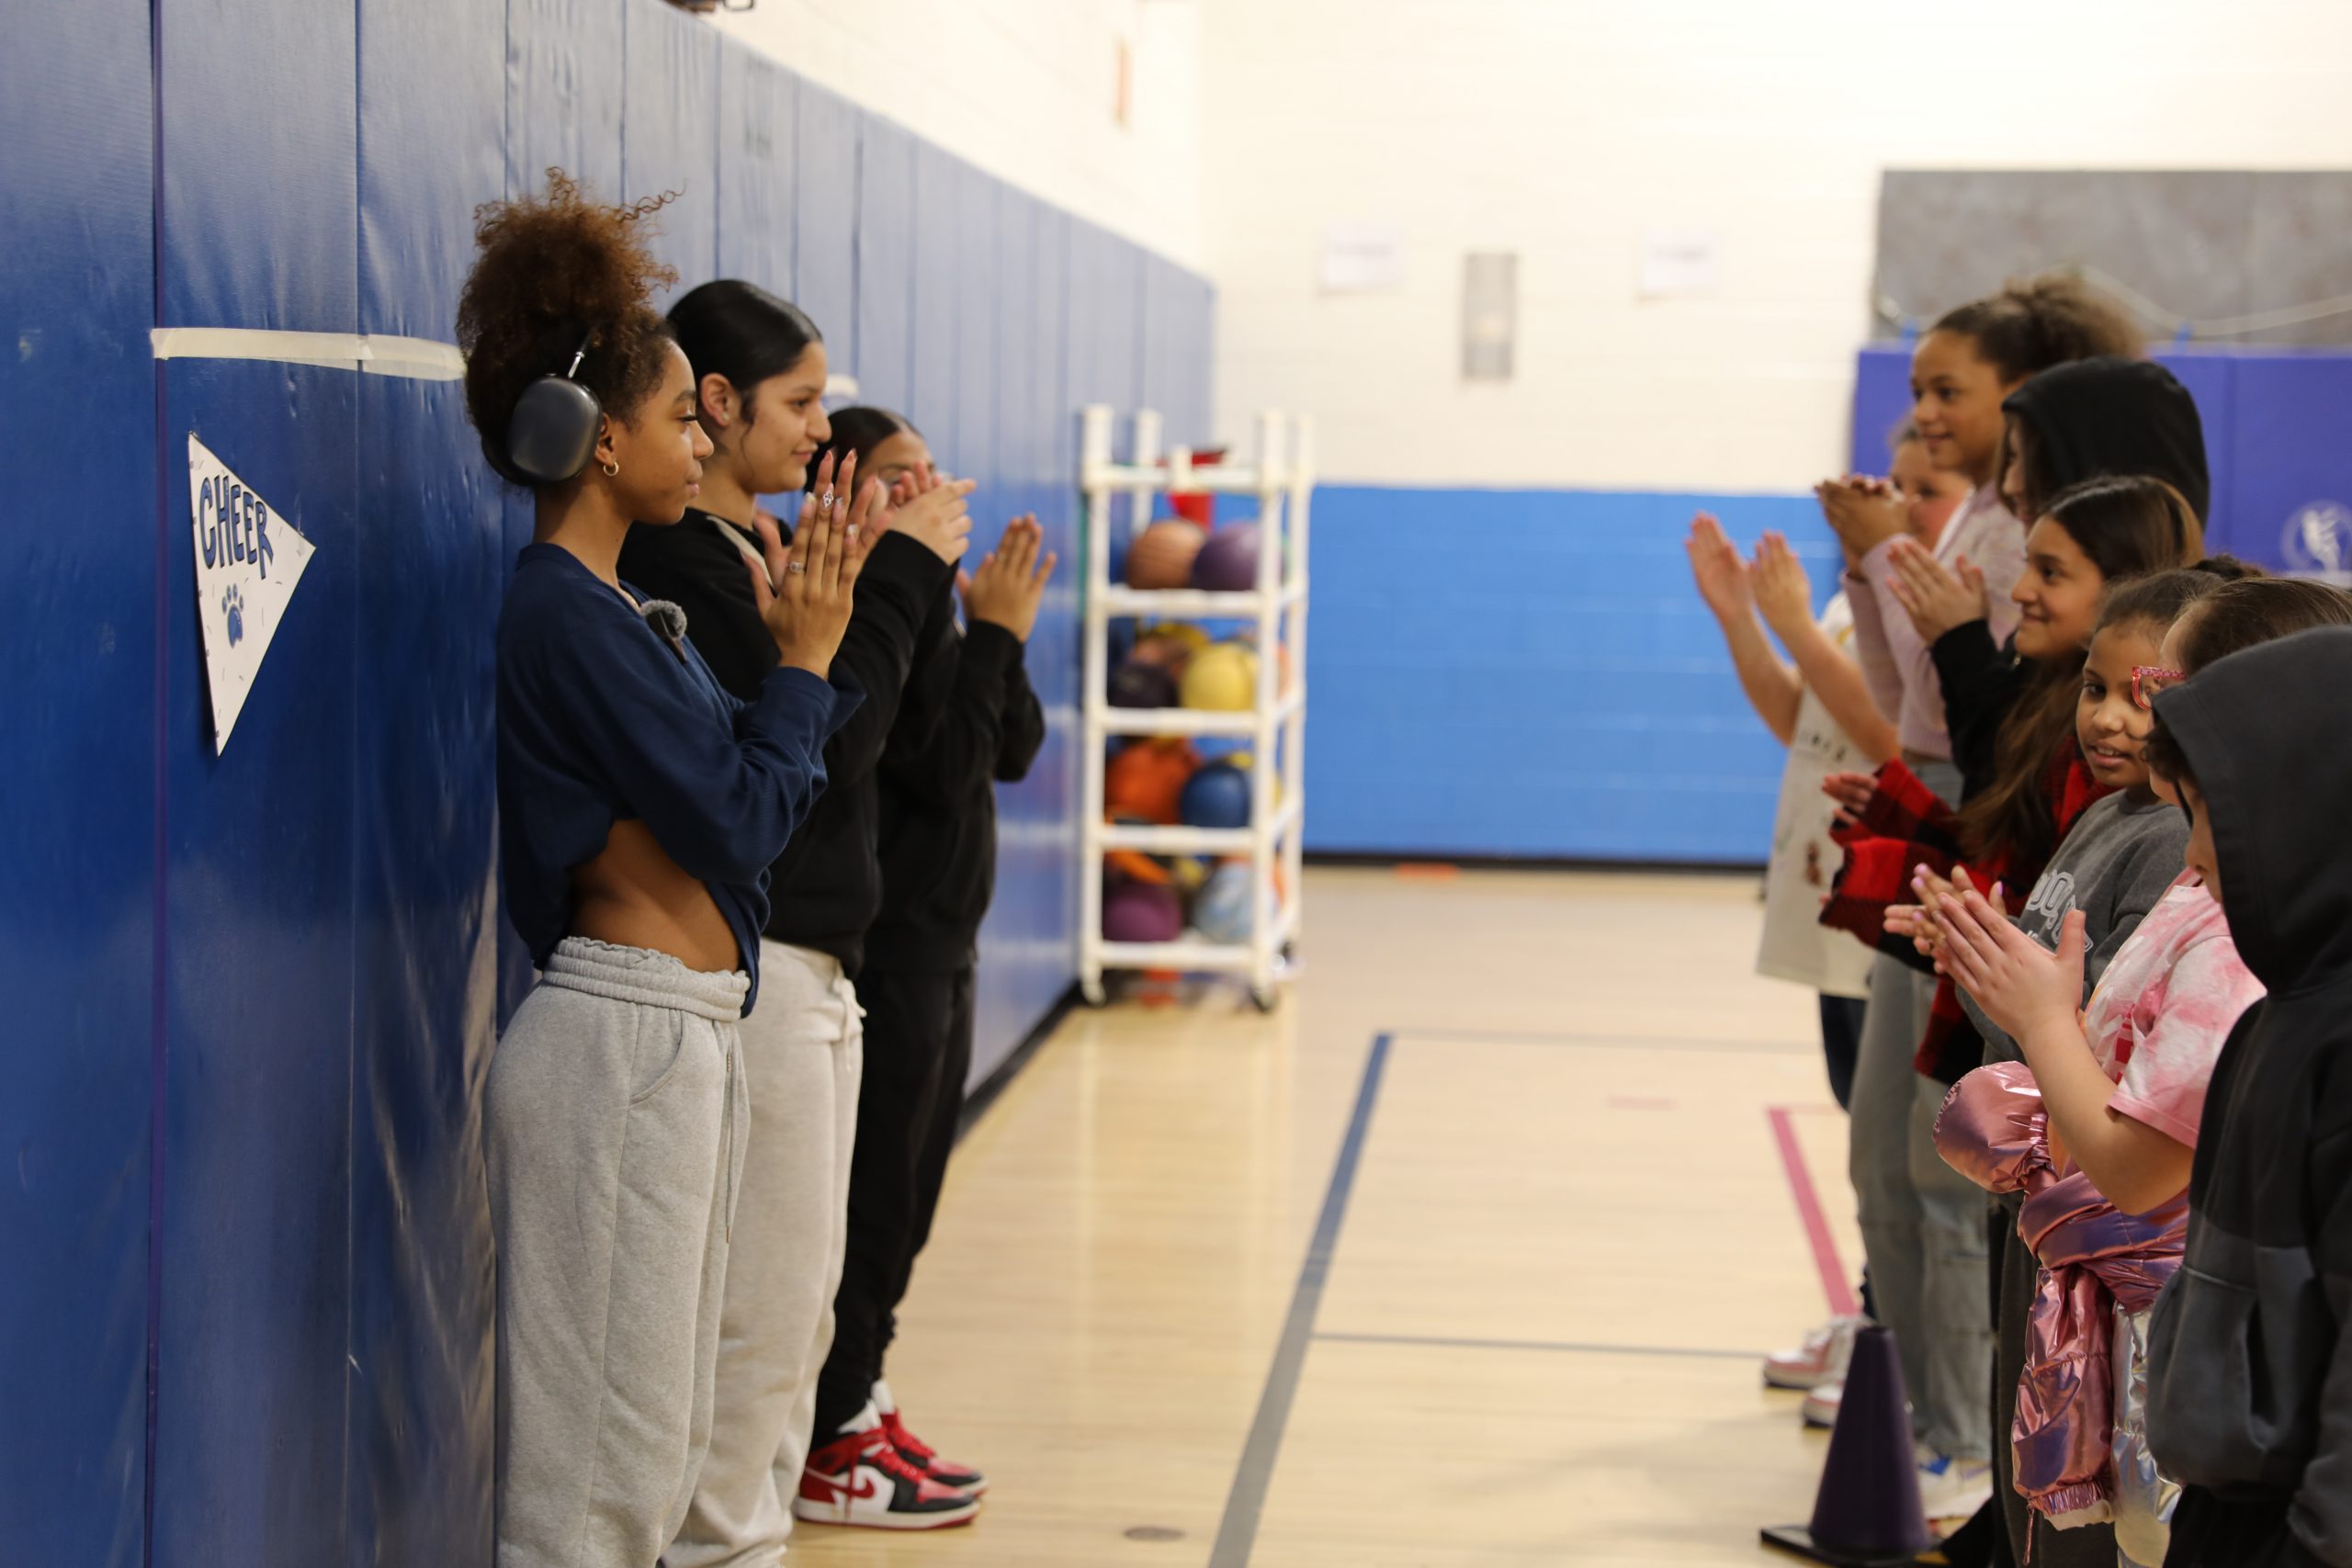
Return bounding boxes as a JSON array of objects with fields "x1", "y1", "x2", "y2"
[
  {"x1": 456, "y1": 170, "x2": 680, "y2": 486},
  {"x1": 1931, "y1": 272, "x2": 2143, "y2": 384}
]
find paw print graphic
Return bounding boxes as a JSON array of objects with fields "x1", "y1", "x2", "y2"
[{"x1": 222, "y1": 583, "x2": 246, "y2": 647}]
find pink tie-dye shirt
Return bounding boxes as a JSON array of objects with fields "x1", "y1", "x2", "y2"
[{"x1": 2079, "y1": 873, "x2": 2266, "y2": 1146}]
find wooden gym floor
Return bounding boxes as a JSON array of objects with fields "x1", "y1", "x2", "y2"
[{"x1": 796, "y1": 865, "x2": 1860, "y2": 1566}]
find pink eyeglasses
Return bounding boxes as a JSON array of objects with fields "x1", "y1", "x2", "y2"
[{"x1": 2132, "y1": 665, "x2": 2186, "y2": 711}]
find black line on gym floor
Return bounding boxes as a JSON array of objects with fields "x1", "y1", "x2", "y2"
[
  {"x1": 1312, "y1": 1330, "x2": 1766, "y2": 1361},
  {"x1": 1207, "y1": 1030, "x2": 1394, "y2": 1568}
]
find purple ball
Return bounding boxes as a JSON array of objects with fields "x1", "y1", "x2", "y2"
[
  {"x1": 1190, "y1": 522, "x2": 1262, "y2": 592},
  {"x1": 1109, "y1": 659, "x2": 1179, "y2": 708},
  {"x1": 1102, "y1": 879, "x2": 1184, "y2": 942}
]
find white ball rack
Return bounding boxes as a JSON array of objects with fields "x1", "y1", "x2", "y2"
[{"x1": 1077, "y1": 405, "x2": 1314, "y2": 1011}]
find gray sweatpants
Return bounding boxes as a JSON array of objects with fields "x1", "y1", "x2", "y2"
[
  {"x1": 487, "y1": 938, "x2": 750, "y2": 1568},
  {"x1": 1850, "y1": 951, "x2": 1994, "y2": 1461},
  {"x1": 668, "y1": 940, "x2": 864, "y2": 1568}
]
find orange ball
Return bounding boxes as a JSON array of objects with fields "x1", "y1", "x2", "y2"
[
  {"x1": 1125, "y1": 520, "x2": 1207, "y2": 590},
  {"x1": 1105, "y1": 739, "x2": 1200, "y2": 826}
]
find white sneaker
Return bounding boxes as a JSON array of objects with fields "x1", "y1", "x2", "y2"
[
  {"x1": 1915, "y1": 1443, "x2": 1994, "y2": 1522},
  {"x1": 1763, "y1": 1314, "x2": 1866, "y2": 1391},
  {"x1": 1801, "y1": 1378, "x2": 1842, "y2": 1428}
]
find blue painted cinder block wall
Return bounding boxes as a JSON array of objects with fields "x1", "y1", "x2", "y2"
[
  {"x1": 1308, "y1": 344, "x2": 2352, "y2": 864},
  {"x1": 0, "y1": 3, "x2": 1210, "y2": 1564},
  {"x1": 1303, "y1": 487, "x2": 1839, "y2": 863}
]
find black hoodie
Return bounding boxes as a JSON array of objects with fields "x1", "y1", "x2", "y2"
[
  {"x1": 864, "y1": 591, "x2": 1047, "y2": 974},
  {"x1": 1930, "y1": 355, "x2": 2214, "y2": 796},
  {"x1": 618, "y1": 511, "x2": 953, "y2": 976},
  {"x1": 2144, "y1": 627, "x2": 2352, "y2": 1567}
]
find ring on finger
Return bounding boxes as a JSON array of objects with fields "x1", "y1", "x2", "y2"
[
  {"x1": 820, "y1": 489, "x2": 835, "y2": 510},
  {"x1": 786, "y1": 560, "x2": 807, "y2": 575}
]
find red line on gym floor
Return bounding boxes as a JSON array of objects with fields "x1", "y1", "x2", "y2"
[{"x1": 1768, "y1": 1105, "x2": 1858, "y2": 1318}]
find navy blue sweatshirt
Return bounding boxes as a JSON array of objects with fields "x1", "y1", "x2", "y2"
[
  {"x1": 496, "y1": 541, "x2": 856, "y2": 1013},
  {"x1": 864, "y1": 602, "x2": 1048, "y2": 974},
  {"x1": 618, "y1": 510, "x2": 952, "y2": 976}
]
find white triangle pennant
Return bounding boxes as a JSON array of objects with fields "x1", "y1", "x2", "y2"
[{"x1": 187, "y1": 433, "x2": 315, "y2": 753}]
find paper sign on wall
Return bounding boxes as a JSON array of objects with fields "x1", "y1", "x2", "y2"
[
  {"x1": 187, "y1": 434, "x2": 314, "y2": 752},
  {"x1": 1319, "y1": 222, "x2": 1407, "y2": 293},
  {"x1": 1638, "y1": 227, "x2": 1722, "y2": 299}
]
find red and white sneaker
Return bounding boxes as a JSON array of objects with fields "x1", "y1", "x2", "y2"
[
  {"x1": 873, "y1": 1381, "x2": 988, "y2": 1495},
  {"x1": 793, "y1": 1410, "x2": 981, "y2": 1530}
]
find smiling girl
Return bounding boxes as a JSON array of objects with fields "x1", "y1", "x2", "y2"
[
  {"x1": 459, "y1": 178, "x2": 868, "y2": 1568},
  {"x1": 616, "y1": 284, "x2": 982, "y2": 1563}
]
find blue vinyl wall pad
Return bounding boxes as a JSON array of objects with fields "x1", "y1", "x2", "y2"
[{"x1": 0, "y1": 3, "x2": 1211, "y2": 1566}]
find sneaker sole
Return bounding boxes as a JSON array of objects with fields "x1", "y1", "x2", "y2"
[
  {"x1": 791, "y1": 1498, "x2": 982, "y2": 1531},
  {"x1": 1763, "y1": 1366, "x2": 1830, "y2": 1392}
]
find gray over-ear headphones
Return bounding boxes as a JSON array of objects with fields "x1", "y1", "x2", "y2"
[{"x1": 506, "y1": 333, "x2": 602, "y2": 484}]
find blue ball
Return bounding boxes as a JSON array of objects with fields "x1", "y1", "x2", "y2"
[
  {"x1": 1193, "y1": 862, "x2": 1254, "y2": 942},
  {"x1": 1179, "y1": 761, "x2": 1251, "y2": 829}
]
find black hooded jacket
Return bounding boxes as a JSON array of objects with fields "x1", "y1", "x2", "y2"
[
  {"x1": 2144, "y1": 627, "x2": 2352, "y2": 1566},
  {"x1": 1930, "y1": 355, "x2": 2213, "y2": 797}
]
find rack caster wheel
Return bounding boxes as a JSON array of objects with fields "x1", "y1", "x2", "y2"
[
  {"x1": 1250, "y1": 987, "x2": 1279, "y2": 1014},
  {"x1": 1080, "y1": 977, "x2": 1108, "y2": 1008}
]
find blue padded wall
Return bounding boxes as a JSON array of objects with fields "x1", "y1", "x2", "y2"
[
  {"x1": 0, "y1": 6, "x2": 156, "y2": 1565},
  {"x1": 504, "y1": 0, "x2": 626, "y2": 206},
  {"x1": 853, "y1": 116, "x2": 917, "y2": 410},
  {"x1": 7, "y1": 3, "x2": 1214, "y2": 1558},
  {"x1": 352, "y1": 0, "x2": 507, "y2": 1561},
  {"x1": 622, "y1": 0, "x2": 720, "y2": 300},
  {"x1": 794, "y1": 82, "x2": 861, "y2": 379},
  {"x1": 714, "y1": 43, "x2": 796, "y2": 293},
  {"x1": 153, "y1": 0, "x2": 363, "y2": 1559},
  {"x1": 1850, "y1": 342, "x2": 2352, "y2": 570},
  {"x1": 1303, "y1": 487, "x2": 1835, "y2": 863},
  {"x1": 906, "y1": 141, "x2": 968, "y2": 453}
]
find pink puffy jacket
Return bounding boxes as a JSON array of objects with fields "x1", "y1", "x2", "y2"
[{"x1": 1935, "y1": 1062, "x2": 2185, "y2": 1525}]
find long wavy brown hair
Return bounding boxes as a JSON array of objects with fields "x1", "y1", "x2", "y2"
[{"x1": 1955, "y1": 475, "x2": 2203, "y2": 864}]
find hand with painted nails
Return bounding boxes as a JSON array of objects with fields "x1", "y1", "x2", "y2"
[
  {"x1": 752, "y1": 449, "x2": 879, "y2": 678},
  {"x1": 1883, "y1": 537, "x2": 1988, "y2": 643},
  {"x1": 1932, "y1": 885, "x2": 2084, "y2": 1043}
]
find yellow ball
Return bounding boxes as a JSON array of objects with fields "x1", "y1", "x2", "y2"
[{"x1": 1180, "y1": 642, "x2": 1259, "y2": 711}]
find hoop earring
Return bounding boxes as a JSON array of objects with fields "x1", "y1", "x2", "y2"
[{"x1": 600, "y1": 457, "x2": 620, "y2": 478}]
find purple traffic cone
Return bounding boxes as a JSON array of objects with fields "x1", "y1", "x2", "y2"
[{"x1": 1761, "y1": 1324, "x2": 1932, "y2": 1565}]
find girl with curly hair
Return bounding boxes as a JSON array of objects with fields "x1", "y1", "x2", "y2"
[{"x1": 457, "y1": 172, "x2": 876, "y2": 1568}]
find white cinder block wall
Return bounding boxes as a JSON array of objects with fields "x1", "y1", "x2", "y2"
[
  {"x1": 1196, "y1": 0, "x2": 2352, "y2": 491},
  {"x1": 710, "y1": 0, "x2": 1204, "y2": 270}
]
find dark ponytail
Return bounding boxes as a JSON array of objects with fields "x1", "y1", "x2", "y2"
[
  {"x1": 666, "y1": 280, "x2": 822, "y2": 422},
  {"x1": 808, "y1": 406, "x2": 919, "y2": 493}
]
